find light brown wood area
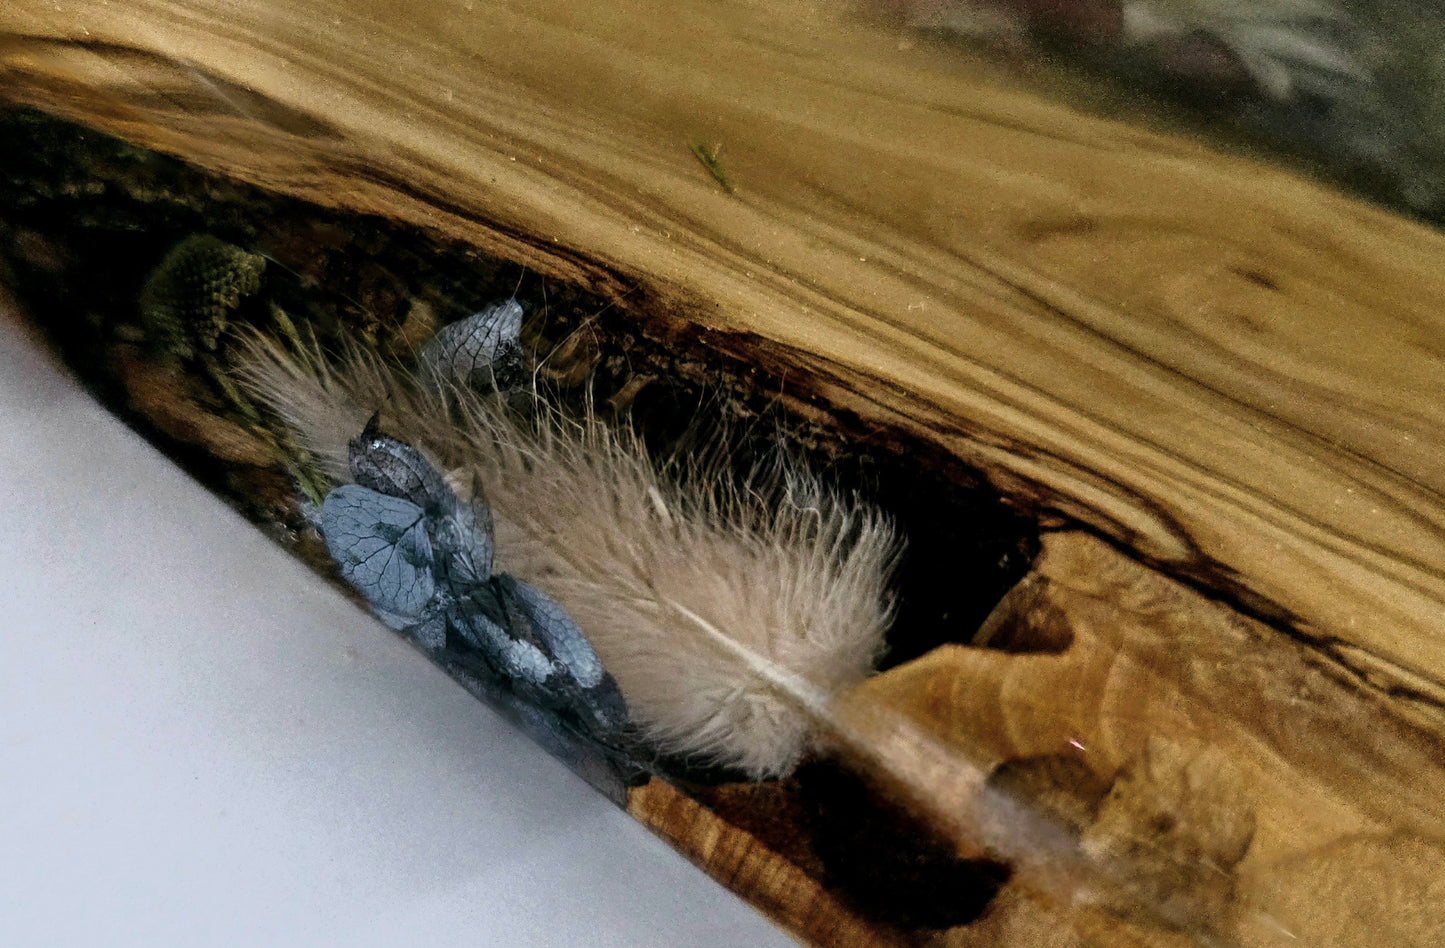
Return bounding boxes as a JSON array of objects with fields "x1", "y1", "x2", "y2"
[
  {"x1": 2, "y1": 1, "x2": 1443, "y2": 723},
  {"x1": 629, "y1": 779, "x2": 904, "y2": 948},
  {"x1": 631, "y1": 534, "x2": 1445, "y2": 945},
  {"x1": 846, "y1": 532, "x2": 1445, "y2": 945}
]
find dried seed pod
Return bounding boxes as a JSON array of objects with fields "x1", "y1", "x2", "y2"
[{"x1": 139, "y1": 234, "x2": 266, "y2": 361}]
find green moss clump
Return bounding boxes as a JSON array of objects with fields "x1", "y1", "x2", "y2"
[{"x1": 139, "y1": 234, "x2": 266, "y2": 361}]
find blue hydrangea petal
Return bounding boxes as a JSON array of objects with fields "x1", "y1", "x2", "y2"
[
  {"x1": 419, "y1": 298, "x2": 525, "y2": 390},
  {"x1": 348, "y1": 429, "x2": 495, "y2": 588},
  {"x1": 428, "y1": 490, "x2": 495, "y2": 589},
  {"x1": 321, "y1": 484, "x2": 436, "y2": 620},
  {"x1": 404, "y1": 605, "x2": 449, "y2": 652},
  {"x1": 448, "y1": 589, "x2": 556, "y2": 686},
  {"x1": 494, "y1": 575, "x2": 629, "y2": 734},
  {"x1": 493, "y1": 575, "x2": 602, "y2": 687},
  {"x1": 348, "y1": 424, "x2": 451, "y2": 509}
]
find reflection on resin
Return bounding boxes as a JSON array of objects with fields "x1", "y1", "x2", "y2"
[
  {"x1": 5, "y1": 106, "x2": 1443, "y2": 947},
  {"x1": 870, "y1": 0, "x2": 1445, "y2": 220}
]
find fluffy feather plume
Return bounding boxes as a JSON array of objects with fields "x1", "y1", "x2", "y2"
[
  {"x1": 239, "y1": 333, "x2": 1210, "y2": 929},
  {"x1": 240, "y1": 336, "x2": 902, "y2": 778}
]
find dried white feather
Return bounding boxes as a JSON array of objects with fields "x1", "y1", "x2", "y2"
[
  {"x1": 240, "y1": 337, "x2": 902, "y2": 778},
  {"x1": 239, "y1": 339, "x2": 1211, "y2": 928}
]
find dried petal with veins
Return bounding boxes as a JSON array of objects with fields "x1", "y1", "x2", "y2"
[
  {"x1": 419, "y1": 298, "x2": 526, "y2": 391},
  {"x1": 322, "y1": 425, "x2": 631, "y2": 747},
  {"x1": 448, "y1": 583, "x2": 556, "y2": 684},
  {"x1": 494, "y1": 574, "x2": 629, "y2": 735},
  {"x1": 320, "y1": 484, "x2": 436, "y2": 623},
  {"x1": 496, "y1": 574, "x2": 606, "y2": 690},
  {"x1": 348, "y1": 427, "x2": 496, "y2": 587},
  {"x1": 349, "y1": 419, "x2": 452, "y2": 507},
  {"x1": 426, "y1": 490, "x2": 496, "y2": 589}
]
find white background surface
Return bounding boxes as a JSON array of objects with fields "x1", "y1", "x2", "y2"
[{"x1": 0, "y1": 301, "x2": 792, "y2": 947}]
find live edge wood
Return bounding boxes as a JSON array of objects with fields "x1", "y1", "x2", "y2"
[
  {"x1": 629, "y1": 779, "x2": 907, "y2": 948},
  {"x1": 3, "y1": 0, "x2": 1444, "y2": 941},
  {"x1": 4, "y1": 0, "x2": 1444, "y2": 715},
  {"x1": 846, "y1": 532, "x2": 1445, "y2": 946}
]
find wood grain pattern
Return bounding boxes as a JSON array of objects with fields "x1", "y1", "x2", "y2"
[
  {"x1": 634, "y1": 533, "x2": 1445, "y2": 944},
  {"x1": 629, "y1": 779, "x2": 902, "y2": 948},
  {"x1": 3, "y1": 1, "x2": 1443, "y2": 717},
  {"x1": 5, "y1": 6, "x2": 1445, "y2": 942},
  {"x1": 845, "y1": 531, "x2": 1445, "y2": 945}
]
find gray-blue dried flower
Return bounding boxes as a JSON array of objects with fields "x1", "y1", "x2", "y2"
[
  {"x1": 419, "y1": 298, "x2": 526, "y2": 391},
  {"x1": 319, "y1": 424, "x2": 629, "y2": 741}
]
